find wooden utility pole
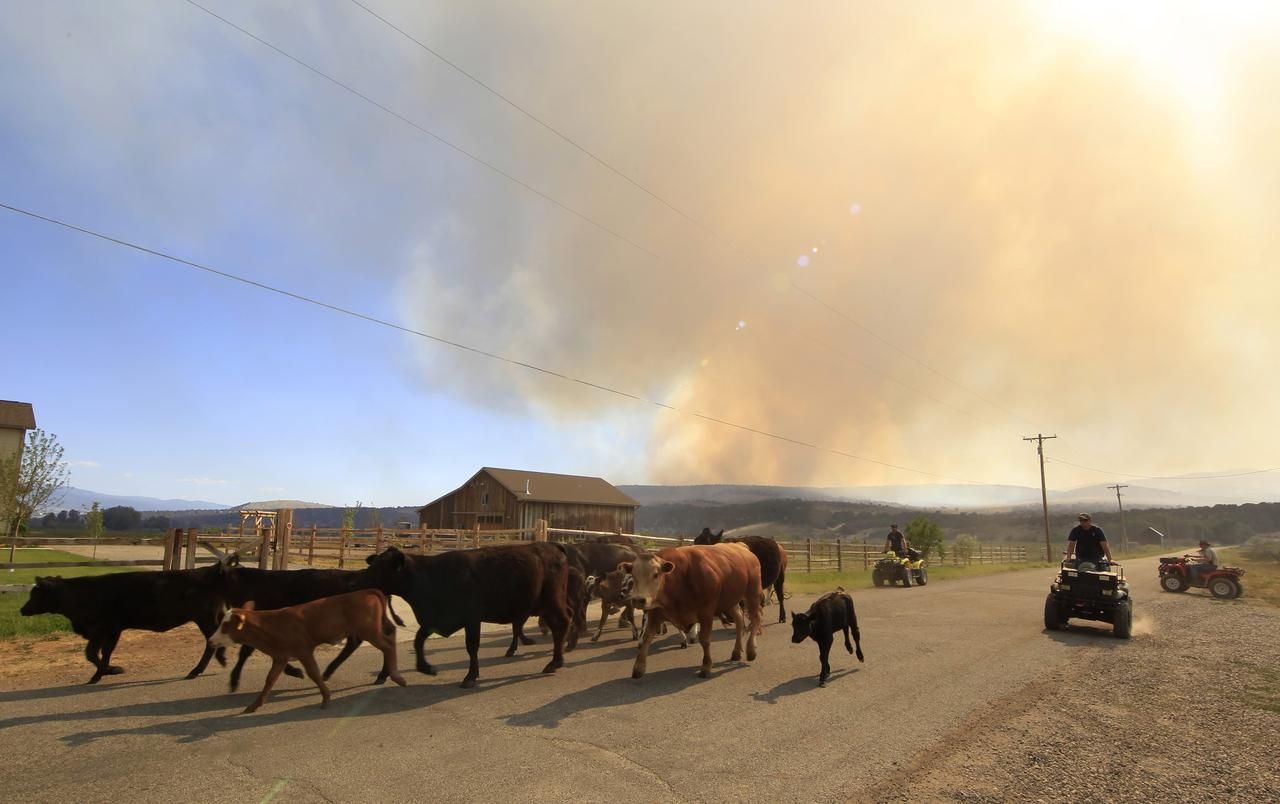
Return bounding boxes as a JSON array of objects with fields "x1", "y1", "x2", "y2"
[
  {"x1": 1107, "y1": 484, "x2": 1129, "y2": 553},
  {"x1": 1023, "y1": 434, "x2": 1058, "y2": 562}
]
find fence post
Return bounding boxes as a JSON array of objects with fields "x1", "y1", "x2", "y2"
[
  {"x1": 338, "y1": 528, "x2": 348, "y2": 569},
  {"x1": 836, "y1": 538, "x2": 843, "y2": 572},
  {"x1": 274, "y1": 509, "x2": 292, "y2": 571},
  {"x1": 862, "y1": 539, "x2": 868, "y2": 570},
  {"x1": 418, "y1": 523, "x2": 427, "y2": 555},
  {"x1": 375, "y1": 525, "x2": 384, "y2": 556},
  {"x1": 806, "y1": 538, "x2": 812, "y2": 573},
  {"x1": 309, "y1": 525, "x2": 318, "y2": 567},
  {"x1": 163, "y1": 527, "x2": 177, "y2": 571},
  {"x1": 184, "y1": 528, "x2": 197, "y2": 569},
  {"x1": 535, "y1": 520, "x2": 548, "y2": 543}
]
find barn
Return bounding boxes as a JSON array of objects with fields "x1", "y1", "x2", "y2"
[{"x1": 417, "y1": 467, "x2": 639, "y2": 534}]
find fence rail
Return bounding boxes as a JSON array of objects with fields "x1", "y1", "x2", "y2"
[{"x1": 5, "y1": 523, "x2": 1029, "y2": 576}]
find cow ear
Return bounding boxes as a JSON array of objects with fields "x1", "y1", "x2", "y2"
[
  {"x1": 618, "y1": 562, "x2": 633, "y2": 574},
  {"x1": 716, "y1": 529, "x2": 724, "y2": 538},
  {"x1": 243, "y1": 600, "x2": 256, "y2": 611},
  {"x1": 227, "y1": 553, "x2": 241, "y2": 567},
  {"x1": 660, "y1": 561, "x2": 675, "y2": 574}
]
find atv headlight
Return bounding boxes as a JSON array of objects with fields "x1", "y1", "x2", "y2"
[{"x1": 1058, "y1": 583, "x2": 1071, "y2": 591}]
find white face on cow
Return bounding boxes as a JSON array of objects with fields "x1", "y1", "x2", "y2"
[
  {"x1": 208, "y1": 604, "x2": 245, "y2": 649},
  {"x1": 622, "y1": 555, "x2": 674, "y2": 610}
]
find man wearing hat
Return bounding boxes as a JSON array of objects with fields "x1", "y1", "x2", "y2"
[
  {"x1": 1191, "y1": 540, "x2": 1219, "y2": 581},
  {"x1": 1065, "y1": 513, "x2": 1112, "y2": 567}
]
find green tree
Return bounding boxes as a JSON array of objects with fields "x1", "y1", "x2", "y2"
[
  {"x1": 369, "y1": 505, "x2": 382, "y2": 530},
  {"x1": 342, "y1": 501, "x2": 362, "y2": 532},
  {"x1": 102, "y1": 505, "x2": 142, "y2": 531},
  {"x1": 953, "y1": 533, "x2": 979, "y2": 565},
  {"x1": 86, "y1": 502, "x2": 104, "y2": 560},
  {"x1": 0, "y1": 429, "x2": 70, "y2": 540},
  {"x1": 906, "y1": 516, "x2": 945, "y2": 561}
]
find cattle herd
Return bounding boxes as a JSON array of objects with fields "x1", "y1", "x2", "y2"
[{"x1": 18, "y1": 527, "x2": 866, "y2": 712}]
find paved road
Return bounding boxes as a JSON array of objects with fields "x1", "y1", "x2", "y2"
[{"x1": 0, "y1": 557, "x2": 1274, "y2": 802}]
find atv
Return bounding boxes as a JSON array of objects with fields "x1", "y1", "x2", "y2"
[
  {"x1": 872, "y1": 548, "x2": 927, "y2": 588},
  {"x1": 1158, "y1": 555, "x2": 1245, "y2": 599},
  {"x1": 1043, "y1": 559, "x2": 1132, "y2": 639}
]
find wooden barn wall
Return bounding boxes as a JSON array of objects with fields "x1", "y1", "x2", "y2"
[
  {"x1": 418, "y1": 470, "x2": 519, "y2": 530},
  {"x1": 517, "y1": 503, "x2": 635, "y2": 533}
]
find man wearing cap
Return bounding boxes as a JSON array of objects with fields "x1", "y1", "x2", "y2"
[
  {"x1": 884, "y1": 524, "x2": 909, "y2": 557},
  {"x1": 1190, "y1": 540, "x2": 1219, "y2": 582},
  {"x1": 1065, "y1": 513, "x2": 1112, "y2": 567}
]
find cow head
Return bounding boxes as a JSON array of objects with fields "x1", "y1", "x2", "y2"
[
  {"x1": 19, "y1": 576, "x2": 64, "y2": 617},
  {"x1": 358, "y1": 546, "x2": 410, "y2": 595},
  {"x1": 693, "y1": 527, "x2": 725, "y2": 545},
  {"x1": 789, "y1": 611, "x2": 814, "y2": 643},
  {"x1": 619, "y1": 554, "x2": 674, "y2": 610},
  {"x1": 209, "y1": 601, "x2": 256, "y2": 648},
  {"x1": 590, "y1": 569, "x2": 635, "y2": 604}
]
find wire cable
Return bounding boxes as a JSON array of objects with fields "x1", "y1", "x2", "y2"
[
  {"x1": 1046, "y1": 457, "x2": 1280, "y2": 481},
  {"x1": 0, "y1": 200, "x2": 995, "y2": 485}
]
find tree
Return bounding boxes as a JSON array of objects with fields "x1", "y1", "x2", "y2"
[
  {"x1": 41, "y1": 512, "x2": 58, "y2": 528},
  {"x1": 368, "y1": 505, "x2": 382, "y2": 530},
  {"x1": 0, "y1": 429, "x2": 70, "y2": 539},
  {"x1": 953, "y1": 533, "x2": 979, "y2": 565},
  {"x1": 86, "y1": 502, "x2": 104, "y2": 560},
  {"x1": 905, "y1": 516, "x2": 945, "y2": 561},
  {"x1": 102, "y1": 505, "x2": 142, "y2": 531},
  {"x1": 141, "y1": 515, "x2": 171, "y2": 530},
  {"x1": 342, "y1": 501, "x2": 362, "y2": 532}
]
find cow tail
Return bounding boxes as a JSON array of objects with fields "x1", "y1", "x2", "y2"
[{"x1": 845, "y1": 593, "x2": 864, "y2": 662}]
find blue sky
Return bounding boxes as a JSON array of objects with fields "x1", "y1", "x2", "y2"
[{"x1": 4, "y1": 1, "x2": 1280, "y2": 506}]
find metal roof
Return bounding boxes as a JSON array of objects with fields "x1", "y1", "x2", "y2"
[
  {"x1": 0, "y1": 401, "x2": 36, "y2": 431},
  {"x1": 419, "y1": 467, "x2": 639, "y2": 511}
]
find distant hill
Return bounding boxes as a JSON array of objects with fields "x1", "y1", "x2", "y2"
[{"x1": 45, "y1": 487, "x2": 232, "y2": 513}]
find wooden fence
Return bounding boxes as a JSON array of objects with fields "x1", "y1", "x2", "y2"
[{"x1": 2, "y1": 524, "x2": 1028, "y2": 590}]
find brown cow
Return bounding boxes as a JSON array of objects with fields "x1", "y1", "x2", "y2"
[
  {"x1": 209, "y1": 589, "x2": 406, "y2": 713},
  {"x1": 622, "y1": 544, "x2": 762, "y2": 679}
]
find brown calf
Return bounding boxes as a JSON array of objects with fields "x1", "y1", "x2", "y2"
[{"x1": 210, "y1": 589, "x2": 406, "y2": 713}]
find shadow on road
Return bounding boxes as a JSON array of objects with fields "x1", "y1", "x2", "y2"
[
  {"x1": 0, "y1": 676, "x2": 184, "y2": 705},
  {"x1": 501, "y1": 663, "x2": 748, "y2": 729},
  {"x1": 751, "y1": 668, "x2": 859, "y2": 704},
  {"x1": 1043, "y1": 625, "x2": 1126, "y2": 646}
]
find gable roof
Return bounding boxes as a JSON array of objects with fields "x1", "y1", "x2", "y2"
[
  {"x1": 0, "y1": 401, "x2": 36, "y2": 431},
  {"x1": 420, "y1": 467, "x2": 639, "y2": 512}
]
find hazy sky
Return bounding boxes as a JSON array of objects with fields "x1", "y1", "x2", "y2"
[{"x1": 3, "y1": 0, "x2": 1278, "y2": 506}]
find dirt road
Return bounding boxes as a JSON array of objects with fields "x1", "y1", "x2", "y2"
[{"x1": 0, "y1": 556, "x2": 1275, "y2": 802}]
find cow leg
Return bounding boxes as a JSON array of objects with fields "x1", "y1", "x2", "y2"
[
  {"x1": 298, "y1": 652, "x2": 331, "y2": 710},
  {"x1": 632, "y1": 611, "x2": 664, "y2": 679},
  {"x1": 593, "y1": 603, "x2": 610, "y2": 642},
  {"x1": 244, "y1": 659, "x2": 286, "y2": 714},
  {"x1": 228, "y1": 644, "x2": 255, "y2": 692},
  {"x1": 215, "y1": 646, "x2": 227, "y2": 667},
  {"x1": 507, "y1": 618, "x2": 527, "y2": 658},
  {"x1": 775, "y1": 570, "x2": 787, "y2": 624},
  {"x1": 697, "y1": 615, "x2": 715, "y2": 678},
  {"x1": 372, "y1": 630, "x2": 406, "y2": 688},
  {"x1": 540, "y1": 605, "x2": 568, "y2": 676},
  {"x1": 842, "y1": 623, "x2": 854, "y2": 655},
  {"x1": 745, "y1": 592, "x2": 761, "y2": 661},
  {"x1": 414, "y1": 627, "x2": 437, "y2": 676},
  {"x1": 84, "y1": 636, "x2": 108, "y2": 684},
  {"x1": 627, "y1": 605, "x2": 640, "y2": 640},
  {"x1": 461, "y1": 620, "x2": 482, "y2": 689},
  {"x1": 729, "y1": 606, "x2": 746, "y2": 663},
  {"x1": 537, "y1": 616, "x2": 549, "y2": 638},
  {"x1": 322, "y1": 637, "x2": 363, "y2": 681},
  {"x1": 817, "y1": 633, "x2": 833, "y2": 686},
  {"x1": 98, "y1": 630, "x2": 124, "y2": 676}
]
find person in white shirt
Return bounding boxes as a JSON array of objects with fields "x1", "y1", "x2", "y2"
[{"x1": 1191, "y1": 540, "x2": 1219, "y2": 581}]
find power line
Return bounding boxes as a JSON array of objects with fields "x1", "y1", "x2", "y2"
[
  {"x1": 347, "y1": 0, "x2": 704, "y2": 231},
  {"x1": 0, "y1": 200, "x2": 994, "y2": 486},
  {"x1": 1047, "y1": 457, "x2": 1280, "y2": 481}
]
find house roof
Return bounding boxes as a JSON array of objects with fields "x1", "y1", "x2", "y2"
[
  {"x1": 419, "y1": 467, "x2": 639, "y2": 511},
  {"x1": 0, "y1": 401, "x2": 36, "y2": 431}
]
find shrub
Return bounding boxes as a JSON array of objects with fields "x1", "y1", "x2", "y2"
[{"x1": 1243, "y1": 535, "x2": 1280, "y2": 563}]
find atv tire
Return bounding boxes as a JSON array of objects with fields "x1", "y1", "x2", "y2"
[
  {"x1": 916, "y1": 568, "x2": 928, "y2": 586},
  {"x1": 873, "y1": 571, "x2": 885, "y2": 587},
  {"x1": 1209, "y1": 577, "x2": 1240, "y2": 600},
  {"x1": 1112, "y1": 600, "x2": 1133, "y2": 639},
  {"x1": 1044, "y1": 594, "x2": 1064, "y2": 631},
  {"x1": 1160, "y1": 574, "x2": 1188, "y2": 593}
]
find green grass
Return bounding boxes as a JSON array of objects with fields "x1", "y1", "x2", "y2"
[
  {"x1": 1232, "y1": 554, "x2": 1280, "y2": 608},
  {"x1": 1, "y1": 549, "x2": 137, "y2": 639}
]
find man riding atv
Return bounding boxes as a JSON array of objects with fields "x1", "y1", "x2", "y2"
[
  {"x1": 1065, "y1": 513, "x2": 1112, "y2": 568},
  {"x1": 884, "y1": 525, "x2": 909, "y2": 557},
  {"x1": 1190, "y1": 540, "x2": 1219, "y2": 582}
]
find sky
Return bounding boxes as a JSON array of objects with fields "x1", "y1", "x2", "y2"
[{"x1": 3, "y1": 0, "x2": 1279, "y2": 507}]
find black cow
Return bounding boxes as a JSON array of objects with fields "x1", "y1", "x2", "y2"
[
  {"x1": 19, "y1": 558, "x2": 236, "y2": 684},
  {"x1": 539, "y1": 542, "x2": 639, "y2": 640},
  {"x1": 351, "y1": 543, "x2": 572, "y2": 688},
  {"x1": 695, "y1": 528, "x2": 789, "y2": 623},
  {"x1": 214, "y1": 563, "x2": 406, "y2": 691},
  {"x1": 789, "y1": 588, "x2": 865, "y2": 686}
]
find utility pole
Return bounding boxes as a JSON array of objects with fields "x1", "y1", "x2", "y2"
[
  {"x1": 1108, "y1": 484, "x2": 1129, "y2": 553},
  {"x1": 1023, "y1": 434, "x2": 1058, "y2": 562}
]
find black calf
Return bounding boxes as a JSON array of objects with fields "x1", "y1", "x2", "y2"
[{"x1": 790, "y1": 588, "x2": 865, "y2": 686}]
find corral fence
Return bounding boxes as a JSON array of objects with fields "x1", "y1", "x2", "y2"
[{"x1": 2, "y1": 512, "x2": 1027, "y2": 592}]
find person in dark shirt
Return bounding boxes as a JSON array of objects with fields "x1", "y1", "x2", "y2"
[
  {"x1": 1065, "y1": 513, "x2": 1112, "y2": 567},
  {"x1": 884, "y1": 525, "x2": 908, "y2": 556}
]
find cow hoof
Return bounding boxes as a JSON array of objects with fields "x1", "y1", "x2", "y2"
[
  {"x1": 697, "y1": 668, "x2": 711, "y2": 679},
  {"x1": 105, "y1": 666, "x2": 125, "y2": 675},
  {"x1": 818, "y1": 679, "x2": 827, "y2": 688},
  {"x1": 242, "y1": 705, "x2": 260, "y2": 715},
  {"x1": 731, "y1": 651, "x2": 742, "y2": 662},
  {"x1": 184, "y1": 670, "x2": 200, "y2": 680},
  {"x1": 373, "y1": 675, "x2": 387, "y2": 686},
  {"x1": 590, "y1": 634, "x2": 601, "y2": 643},
  {"x1": 522, "y1": 634, "x2": 538, "y2": 645},
  {"x1": 631, "y1": 668, "x2": 645, "y2": 680},
  {"x1": 284, "y1": 665, "x2": 304, "y2": 679},
  {"x1": 86, "y1": 676, "x2": 103, "y2": 685},
  {"x1": 391, "y1": 675, "x2": 407, "y2": 687},
  {"x1": 417, "y1": 662, "x2": 438, "y2": 676},
  {"x1": 319, "y1": 700, "x2": 330, "y2": 710},
  {"x1": 504, "y1": 648, "x2": 518, "y2": 658},
  {"x1": 460, "y1": 677, "x2": 477, "y2": 689},
  {"x1": 540, "y1": 660, "x2": 562, "y2": 675},
  {"x1": 747, "y1": 649, "x2": 757, "y2": 662}
]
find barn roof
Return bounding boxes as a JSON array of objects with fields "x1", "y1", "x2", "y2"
[
  {"x1": 0, "y1": 401, "x2": 36, "y2": 431},
  {"x1": 419, "y1": 467, "x2": 639, "y2": 511}
]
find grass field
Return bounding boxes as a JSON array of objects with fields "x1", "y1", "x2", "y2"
[
  {"x1": 0, "y1": 549, "x2": 135, "y2": 639},
  {"x1": 1235, "y1": 555, "x2": 1280, "y2": 608}
]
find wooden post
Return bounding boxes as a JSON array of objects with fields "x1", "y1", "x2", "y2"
[
  {"x1": 806, "y1": 538, "x2": 812, "y2": 574},
  {"x1": 163, "y1": 528, "x2": 178, "y2": 571},
  {"x1": 338, "y1": 528, "x2": 349, "y2": 568},
  {"x1": 375, "y1": 525, "x2": 384, "y2": 556},
  {"x1": 836, "y1": 538, "x2": 843, "y2": 572},
  {"x1": 861, "y1": 539, "x2": 869, "y2": 570},
  {"x1": 308, "y1": 525, "x2": 318, "y2": 567},
  {"x1": 184, "y1": 528, "x2": 197, "y2": 570},
  {"x1": 535, "y1": 519, "x2": 548, "y2": 543},
  {"x1": 473, "y1": 524, "x2": 480, "y2": 550},
  {"x1": 274, "y1": 510, "x2": 292, "y2": 570}
]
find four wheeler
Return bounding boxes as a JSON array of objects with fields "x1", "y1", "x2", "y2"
[
  {"x1": 1158, "y1": 555, "x2": 1245, "y2": 599},
  {"x1": 872, "y1": 548, "x2": 927, "y2": 588},
  {"x1": 1043, "y1": 559, "x2": 1132, "y2": 639}
]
